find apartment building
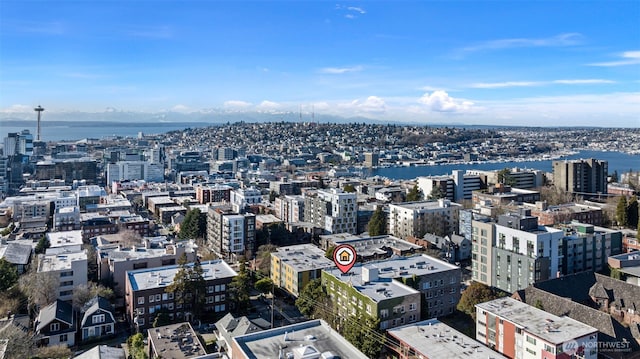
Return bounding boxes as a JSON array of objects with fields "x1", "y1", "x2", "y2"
[
  {"x1": 270, "y1": 244, "x2": 334, "y2": 297},
  {"x1": 471, "y1": 216, "x2": 496, "y2": 286},
  {"x1": 38, "y1": 250, "x2": 88, "y2": 301},
  {"x1": 125, "y1": 260, "x2": 236, "y2": 330},
  {"x1": 303, "y1": 188, "x2": 357, "y2": 235},
  {"x1": 323, "y1": 265, "x2": 422, "y2": 330},
  {"x1": 553, "y1": 158, "x2": 608, "y2": 197},
  {"x1": 467, "y1": 168, "x2": 545, "y2": 189},
  {"x1": 559, "y1": 222, "x2": 622, "y2": 274},
  {"x1": 195, "y1": 184, "x2": 232, "y2": 204},
  {"x1": 274, "y1": 195, "x2": 305, "y2": 223},
  {"x1": 493, "y1": 209, "x2": 564, "y2": 293},
  {"x1": 207, "y1": 206, "x2": 256, "y2": 261},
  {"x1": 388, "y1": 199, "x2": 462, "y2": 239},
  {"x1": 96, "y1": 239, "x2": 198, "y2": 297},
  {"x1": 476, "y1": 297, "x2": 598, "y2": 359},
  {"x1": 417, "y1": 170, "x2": 483, "y2": 201}
]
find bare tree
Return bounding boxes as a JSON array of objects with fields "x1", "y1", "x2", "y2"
[
  {"x1": 0, "y1": 321, "x2": 37, "y2": 359},
  {"x1": 119, "y1": 228, "x2": 142, "y2": 248},
  {"x1": 18, "y1": 267, "x2": 59, "y2": 316},
  {"x1": 72, "y1": 282, "x2": 114, "y2": 311}
]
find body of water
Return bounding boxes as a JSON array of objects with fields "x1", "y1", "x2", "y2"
[
  {"x1": 2, "y1": 121, "x2": 211, "y2": 142},
  {"x1": 370, "y1": 150, "x2": 639, "y2": 180}
]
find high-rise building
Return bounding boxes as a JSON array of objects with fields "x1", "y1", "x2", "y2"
[
  {"x1": 552, "y1": 158, "x2": 608, "y2": 196},
  {"x1": 106, "y1": 161, "x2": 164, "y2": 185},
  {"x1": 471, "y1": 216, "x2": 496, "y2": 286},
  {"x1": 3, "y1": 130, "x2": 33, "y2": 157},
  {"x1": 364, "y1": 152, "x2": 379, "y2": 168},
  {"x1": 303, "y1": 189, "x2": 357, "y2": 234}
]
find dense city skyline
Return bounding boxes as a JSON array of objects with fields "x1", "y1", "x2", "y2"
[{"x1": 1, "y1": 1, "x2": 639, "y2": 127}]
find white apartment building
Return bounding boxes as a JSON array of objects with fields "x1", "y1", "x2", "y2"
[
  {"x1": 274, "y1": 195, "x2": 305, "y2": 223},
  {"x1": 54, "y1": 191, "x2": 78, "y2": 210},
  {"x1": 417, "y1": 170, "x2": 482, "y2": 202},
  {"x1": 53, "y1": 206, "x2": 81, "y2": 231},
  {"x1": 38, "y1": 250, "x2": 88, "y2": 301},
  {"x1": 106, "y1": 161, "x2": 164, "y2": 185},
  {"x1": 230, "y1": 187, "x2": 262, "y2": 208},
  {"x1": 389, "y1": 199, "x2": 462, "y2": 239},
  {"x1": 303, "y1": 189, "x2": 357, "y2": 234}
]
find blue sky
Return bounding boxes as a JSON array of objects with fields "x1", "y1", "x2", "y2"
[{"x1": 1, "y1": 1, "x2": 639, "y2": 127}]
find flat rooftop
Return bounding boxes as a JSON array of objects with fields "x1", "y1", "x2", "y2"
[
  {"x1": 329, "y1": 234, "x2": 423, "y2": 258},
  {"x1": 390, "y1": 200, "x2": 461, "y2": 211},
  {"x1": 148, "y1": 322, "x2": 206, "y2": 359},
  {"x1": 476, "y1": 298, "x2": 597, "y2": 345},
  {"x1": 128, "y1": 259, "x2": 237, "y2": 291},
  {"x1": 47, "y1": 230, "x2": 83, "y2": 248},
  {"x1": 361, "y1": 254, "x2": 459, "y2": 280},
  {"x1": 273, "y1": 244, "x2": 334, "y2": 273},
  {"x1": 233, "y1": 319, "x2": 368, "y2": 359},
  {"x1": 324, "y1": 264, "x2": 420, "y2": 303},
  {"x1": 387, "y1": 319, "x2": 508, "y2": 359},
  {"x1": 39, "y1": 250, "x2": 87, "y2": 272}
]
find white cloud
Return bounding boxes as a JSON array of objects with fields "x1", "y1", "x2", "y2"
[
  {"x1": 257, "y1": 100, "x2": 281, "y2": 111},
  {"x1": 418, "y1": 91, "x2": 473, "y2": 112},
  {"x1": 588, "y1": 51, "x2": 640, "y2": 67},
  {"x1": 470, "y1": 81, "x2": 541, "y2": 89},
  {"x1": 347, "y1": 6, "x2": 366, "y2": 14},
  {"x1": 223, "y1": 100, "x2": 252, "y2": 109},
  {"x1": 470, "y1": 79, "x2": 615, "y2": 88},
  {"x1": 319, "y1": 65, "x2": 364, "y2": 74},
  {"x1": 552, "y1": 79, "x2": 615, "y2": 84},
  {"x1": 357, "y1": 96, "x2": 386, "y2": 113},
  {"x1": 460, "y1": 33, "x2": 583, "y2": 54},
  {"x1": 0, "y1": 104, "x2": 33, "y2": 113},
  {"x1": 171, "y1": 104, "x2": 190, "y2": 112}
]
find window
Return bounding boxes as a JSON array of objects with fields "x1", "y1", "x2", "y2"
[
  {"x1": 137, "y1": 307, "x2": 145, "y2": 314},
  {"x1": 149, "y1": 295, "x2": 155, "y2": 303},
  {"x1": 60, "y1": 290, "x2": 73, "y2": 297},
  {"x1": 60, "y1": 271, "x2": 73, "y2": 277},
  {"x1": 137, "y1": 318, "x2": 145, "y2": 326},
  {"x1": 50, "y1": 323, "x2": 60, "y2": 332},
  {"x1": 138, "y1": 297, "x2": 145, "y2": 305},
  {"x1": 92, "y1": 314, "x2": 105, "y2": 324},
  {"x1": 133, "y1": 262, "x2": 148, "y2": 270},
  {"x1": 61, "y1": 281, "x2": 73, "y2": 286},
  {"x1": 59, "y1": 334, "x2": 68, "y2": 342},
  {"x1": 207, "y1": 286, "x2": 215, "y2": 293},
  {"x1": 162, "y1": 293, "x2": 168, "y2": 301},
  {"x1": 168, "y1": 292, "x2": 174, "y2": 300},
  {"x1": 409, "y1": 303, "x2": 417, "y2": 311},
  {"x1": 155, "y1": 294, "x2": 161, "y2": 302},
  {"x1": 526, "y1": 336, "x2": 537, "y2": 345},
  {"x1": 380, "y1": 309, "x2": 389, "y2": 319},
  {"x1": 149, "y1": 306, "x2": 155, "y2": 314}
]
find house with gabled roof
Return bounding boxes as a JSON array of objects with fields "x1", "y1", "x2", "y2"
[
  {"x1": 80, "y1": 296, "x2": 116, "y2": 342},
  {"x1": 35, "y1": 299, "x2": 76, "y2": 347}
]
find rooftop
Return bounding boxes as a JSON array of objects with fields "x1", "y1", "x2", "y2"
[
  {"x1": 476, "y1": 297, "x2": 597, "y2": 345},
  {"x1": 128, "y1": 259, "x2": 237, "y2": 291},
  {"x1": 232, "y1": 319, "x2": 368, "y2": 359},
  {"x1": 148, "y1": 322, "x2": 207, "y2": 359},
  {"x1": 387, "y1": 319, "x2": 508, "y2": 359},
  {"x1": 39, "y1": 250, "x2": 87, "y2": 272},
  {"x1": 390, "y1": 199, "x2": 461, "y2": 211},
  {"x1": 324, "y1": 234, "x2": 423, "y2": 258},
  {"x1": 324, "y1": 264, "x2": 420, "y2": 303},
  {"x1": 0, "y1": 242, "x2": 32, "y2": 265},
  {"x1": 272, "y1": 244, "x2": 334, "y2": 273},
  {"x1": 100, "y1": 241, "x2": 196, "y2": 262},
  {"x1": 47, "y1": 230, "x2": 83, "y2": 248}
]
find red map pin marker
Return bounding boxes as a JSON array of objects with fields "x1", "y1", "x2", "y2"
[{"x1": 333, "y1": 244, "x2": 357, "y2": 274}]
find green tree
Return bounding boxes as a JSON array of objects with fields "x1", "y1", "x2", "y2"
[
  {"x1": 428, "y1": 185, "x2": 445, "y2": 200},
  {"x1": 457, "y1": 282, "x2": 505, "y2": 319},
  {"x1": 616, "y1": 196, "x2": 628, "y2": 227},
  {"x1": 534, "y1": 299, "x2": 544, "y2": 310},
  {"x1": 152, "y1": 309, "x2": 172, "y2": 327},
  {"x1": 35, "y1": 236, "x2": 50, "y2": 254},
  {"x1": 343, "y1": 183, "x2": 356, "y2": 193},
  {"x1": 367, "y1": 207, "x2": 387, "y2": 236},
  {"x1": 269, "y1": 190, "x2": 278, "y2": 202},
  {"x1": 295, "y1": 279, "x2": 326, "y2": 317},
  {"x1": 341, "y1": 315, "x2": 383, "y2": 358},
  {"x1": 166, "y1": 254, "x2": 206, "y2": 320},
  {"x1": 627, "y1": 196, "x2": 638, "y2": 229},
  {"x1": 497, "y1": 168, "x2": 516, "y2": 186},
  {"x1": 0, "y1": 258, "x2": 18, "y2": 291},
  {"x1": 229, "y1": 258, "x2": 251, "y2": 314},
  {"x1": 406, "y1": 185, "x2": 423, "y2": 202},
  {"x1": 610, "y1": 266, "x2": 622, "y2": 280},
  {"x1": 179, "y1": 208, "x2": 205, "y2": 240},
  {"x1": 255, "y1": 277, "x2": 274, "y2": 294},
  {"x1": 611, "y1": 170, "x2": 619, "y2": 183},
  {"x1": 325, "y1": 245, "x2": 336, "y2": 260},
  {"x1": 126, "y1": 333, "x2": 148, "y2": 359}
]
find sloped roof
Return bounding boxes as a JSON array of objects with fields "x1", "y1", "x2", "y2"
[
  {"x1": 588, "y1": 282, "x2": 609, "y2": 299},
  {"x1": 36, "y1": 299, "x2": 74, "y2": 331},
  {"x1": 0, "y1": 243, "x2": 32, "y2": 265},
  {"x1": 81, "y1": 296, "x2": 115, "y2": 327}
]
